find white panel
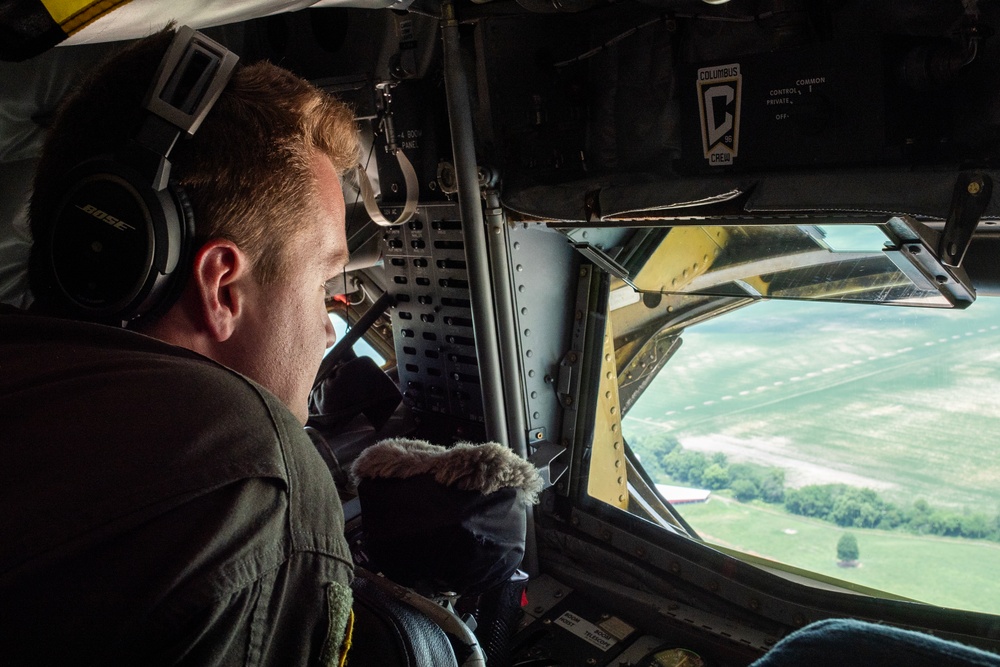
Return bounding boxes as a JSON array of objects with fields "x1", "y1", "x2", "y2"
[{"x1": 64, "y1": 0, "x2": 413, "y2": 44}]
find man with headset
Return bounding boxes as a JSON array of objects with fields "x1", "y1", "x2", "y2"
[{"x1": 0, "y1": 26, "x2": 359, "y2": 665}]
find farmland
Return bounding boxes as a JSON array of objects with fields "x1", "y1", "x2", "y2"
[
  {"x1": 625, "y1": 298, "x2": 1000, "y2": 509},
  {"x1": 622, "y1": 296, "x2": 1000, "y2": 614},
  {"x1": 681, "y1": 496, "x2": 1000, "y2": 615}
]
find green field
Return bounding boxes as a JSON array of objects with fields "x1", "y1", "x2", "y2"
[
  {"x1": 621, "y1": 297, "x2": 1000, "y2": 615},
  {"x1": 682, "y1": 495, "x2": 1000, "y2": 616},
  {"x1": 626, "y1": 298, "x2": 1000, "y2": 510}
]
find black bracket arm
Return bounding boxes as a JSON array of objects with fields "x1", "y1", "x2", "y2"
[{"x1": 939, "y1": 172, "x2": 993, "y2": 268}]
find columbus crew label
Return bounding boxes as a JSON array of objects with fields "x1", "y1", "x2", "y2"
[{"x1": 697, "y1": 63, "x2": 742, "y2": 167}]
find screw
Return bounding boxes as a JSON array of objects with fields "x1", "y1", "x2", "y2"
[{"x1": 969, "y1": 181, "x2": 983, "y2": 195}]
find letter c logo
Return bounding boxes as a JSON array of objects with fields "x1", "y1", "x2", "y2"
[{"x1": 704, "y1": 85, "x2": 734, "y2": 146}]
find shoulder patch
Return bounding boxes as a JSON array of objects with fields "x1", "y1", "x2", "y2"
[{"x1": 322, "y1": 581, "x2": 354, "y2": 667}]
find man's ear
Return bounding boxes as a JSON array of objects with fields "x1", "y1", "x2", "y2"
[{"x1": 191, "y1": 239, "x2": 249, "y2": 342}]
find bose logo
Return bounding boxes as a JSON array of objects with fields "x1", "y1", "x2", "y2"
[{"x1": 75, "y1": 204, "x2": 135, "y2": 232}]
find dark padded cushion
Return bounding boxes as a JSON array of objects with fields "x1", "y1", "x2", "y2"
[
  {"x1": 359, "y1": 475, "x2": 526, "y2": 596},
  {"x1": 350, "y1": 570, "x2": 459, "y2": 667}
]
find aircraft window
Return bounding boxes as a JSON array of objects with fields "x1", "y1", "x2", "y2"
[
  {"x1": 614, "y1": 296, "x2": 1000, "y2": 616},
  {"x1": 326, "y1": 312, "x2": 386, "y2": 366},
  {"x1": 565, "y1": 220, "x2": 976, "y2": 309}
]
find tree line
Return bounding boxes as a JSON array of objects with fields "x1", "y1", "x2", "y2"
[{"x1": 630, "y1": 433, "x2": 1000, "y2": 542}]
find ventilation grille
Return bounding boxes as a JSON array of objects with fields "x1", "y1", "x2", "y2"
[{"x1": 384, "y1": 206, "x2": 485, "y2": 431}]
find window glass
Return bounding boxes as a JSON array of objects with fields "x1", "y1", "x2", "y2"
[
  {"x1": 621, "y1": 296, "x2": 1000, "y2": 615},
  {"x1": 326, "y1": 312, "x2": 386, "y2": 366}
]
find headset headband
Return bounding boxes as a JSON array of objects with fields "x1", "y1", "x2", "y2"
[{"x1": 139, "y1": 25, "x2": 240, "y2": 190}]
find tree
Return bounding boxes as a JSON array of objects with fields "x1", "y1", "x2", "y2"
[
  {"x1": 731, "y1": 479, "x2": 759, "y2": 502},
  {"x1": 652, "y1": 436, "x2": 681, "y2": 472},
  {"x1": 730, "y1": 463, "x2": 785, "y2": 504},
  {"x1": 702, "y1": 463, "x2": 730, "y2": 490},
  {"x1": 959, "y1": 513, "x2": 991, "y2": 540},
  {"x1": 758, "y1": 469, "x2": 786, "y2": 504},
  {"x1": 836, "y1": 533, "x2": 860, "y2": 566},
  {"x1": 785, "y1": 485, "x2": 839, "y2": 519},
  {"x1": 829, "y1": 487, "x2": 884, "y2": 528},
  {"x1": 663, "y1": 449, "x2": 708, "y2": 485}
]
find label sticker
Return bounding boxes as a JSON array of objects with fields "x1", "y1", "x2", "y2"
[
  {"x1": 696, "y1": 63, "x2": 742, "y2": 167},
  {"x1": 554, "y1": 611, "x2": 619, "y2": 652},
  {"x1": 598, "y1": 615, "x2": 635, "y2": 641},
  {"x1": 609, "y1": 286, "x2": 641, "y2": 311}
]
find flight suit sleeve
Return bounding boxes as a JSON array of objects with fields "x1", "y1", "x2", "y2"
[
  {"x1": 110, "y1": 477, "x2": 354, "y2": 667},
  {"x1": 151, "y1": 551, "x2": 353, "y2": 667}
]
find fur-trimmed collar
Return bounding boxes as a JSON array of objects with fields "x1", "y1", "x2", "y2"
[{"x1": 351, "y1": 438, "x2": 543, "y2": 505}]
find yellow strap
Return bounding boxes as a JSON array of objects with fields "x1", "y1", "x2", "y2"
[
  {"x1": 40, "y1": 0, "x2": 135, "y2": 36},
  {"x1": 338, "y1": 610, "x2": 354, "y2": 667}
]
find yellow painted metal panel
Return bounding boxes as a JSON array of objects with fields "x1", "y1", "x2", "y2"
[
  {"x1": 41, "y1": 0, "x2": 92, "y2": 24},
  {"x1": 42, "y1": 0, "x2": 132, "y2": 35},
  {"x1": 586, "y1": 310, "x2": 628, "y2": 509}
]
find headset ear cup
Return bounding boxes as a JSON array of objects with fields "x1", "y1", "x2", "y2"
[
  {"x1": 43, "y1": 158, "x2": 188, "y2": 325},
  {"x1": 141, "y1": 182, "x2": 196, "y2": 322},
  {"x1": 35, "y1": 28, "x2": 235, "y2": 326}
]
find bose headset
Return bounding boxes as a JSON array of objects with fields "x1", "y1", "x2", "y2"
[{"x1": 40, "y1": 26, "x2": 239, "y2": 326}]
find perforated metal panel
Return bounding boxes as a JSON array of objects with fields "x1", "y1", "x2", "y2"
[{"x1": 383, "y1": 202, "x2": 486, "y2": 442}]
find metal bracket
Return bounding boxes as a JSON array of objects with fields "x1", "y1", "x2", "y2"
[
  {"x1": 571, "y1": 243, "x2": 636, "y2": 289},
  {"x1": 526, "y1": 426, "x2": 547, "y2": 445},
  {"x1": 556, "y1": 350, "x2": 578, "y2": 401},
  {"x1": 528, "y1": 440, "x2": 568, "y2": 490},
  {"x1": 883, "y1": 215, "x2": 976, "y2": 308},
  {"x1": 375, "y1": 81, "x2": 399, "y2": 153},
  {"x1": 939, "y1": 172, "x2": 993, "y2": 268},
  {"x1": 355, "y1": 81, "x2": 418, "y2": 227}
]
